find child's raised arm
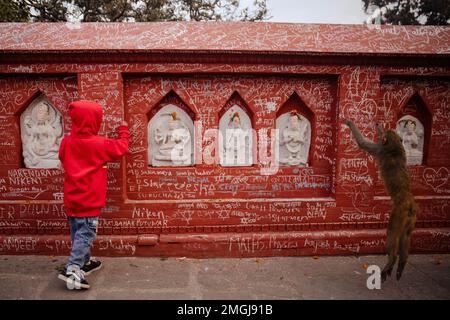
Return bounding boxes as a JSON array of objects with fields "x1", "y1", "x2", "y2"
[{"x1": 102, "y1": 122, "x2": 130, "y2": 162}]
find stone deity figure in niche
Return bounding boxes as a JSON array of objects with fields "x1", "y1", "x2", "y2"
[
  {"x1": 396, "y1": 116, "x2": 424, "y2": 165},
  {"x1": 278, "y1": 110, "x2": 310, "y2": 166},
  {"x1": 153, "y1": 111, "x2": 192, "y2": 166},
  {"x1": 221, "y1": 111, "x2": 252, "y2": 166},
  {"x1": 20, "y1": 98, "x2": 63, "y2": 168}
]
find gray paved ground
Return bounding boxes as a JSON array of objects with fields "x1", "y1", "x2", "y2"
[{"x1": 0, "y1": 254, "x2": 449, "y2": 300}]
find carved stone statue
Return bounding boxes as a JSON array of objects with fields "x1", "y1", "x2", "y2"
[
  {"x1": 219, "y1": 108, "x2": 253, "y2": 166},
  {"x1": 20, "y1": 97, "x2": 63, "y2": 168},
  {"x1": 149, "y1": 106, "x2": 194, "y2": 166},
  {"x1": 277, "y1": 110, "x2": 311, "y2": 166},
  {"x1": 396, "y1": 115, "x2": 424, "y2": 166}
]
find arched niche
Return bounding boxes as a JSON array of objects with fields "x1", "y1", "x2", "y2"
[
  {"x1": 219, "y1": 93, "x2": 253, "y2": 167},
  {"x1": 276, "y1": 93, "x2": 313, "y2": 167},
  {"x1": 20, "y1": 95, "x2": 63, "y2": 168},
  {"x1": 148, "y1": 101, "x2": 195, "y2": 167},
  {"x1": 396, "y1": 92, "x2": 432, "y2": 166}
]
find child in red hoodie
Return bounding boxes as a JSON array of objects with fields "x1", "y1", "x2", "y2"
[{"x1": 58, "y1": 100, "x2": 130, "y2": 290}]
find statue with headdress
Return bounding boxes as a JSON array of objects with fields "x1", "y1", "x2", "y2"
[
  {"x1": 279, "y1": 110, "x2": 309, "y2": 166},
  {"x1": 221, "y1": 110, "x2": 252, "y2": 166},
  {"x1": 396, "y1": 115, "x2": 424, "y2": 165},
  {"x1": 20, "y1": 98, "x2": 63, "y2": 168},
  {"x1": 153, "y1": 111, "x2": 192, "y2": 165}
]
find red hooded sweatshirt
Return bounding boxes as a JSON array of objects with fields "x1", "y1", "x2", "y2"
[{"x1": 58, "y1": 100, "x2": 130, "y2": 217}]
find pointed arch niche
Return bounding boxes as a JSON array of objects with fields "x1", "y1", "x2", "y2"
[
  {"x1": 219, "y1": 92, "x2": 254, "y2": 167},
  {"x1": 147, "y1": 91, "x2": 195, "y2": 167},
  {"x1": 19, "y1": 94, "x2": 63, "y2": 168},
  {"x1": 276, "y1": 93, "x2": 314, "y2": 167},
  {"x1": 396, "y1": 92, "x2": 432, "y2": 166}
]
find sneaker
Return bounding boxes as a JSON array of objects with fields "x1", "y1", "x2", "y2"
[
  {"x1": 82, "y1": 259, "x2": 102, "y2": 275},
  {"x1": 58, "y1": 269, "x2": 89, "y2": 290}
]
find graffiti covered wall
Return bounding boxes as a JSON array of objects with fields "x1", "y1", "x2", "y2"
[{"x1": 0, "y1": 23, "x2": 449, "y2": 257}]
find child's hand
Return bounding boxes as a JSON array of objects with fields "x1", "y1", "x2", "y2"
[{"x1": 121, "y1": 121, "x2": 128, "y2": 127}]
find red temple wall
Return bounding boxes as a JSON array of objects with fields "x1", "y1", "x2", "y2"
[{"x1": 0, "y1": 53, "x2": 449, "y2": 257}]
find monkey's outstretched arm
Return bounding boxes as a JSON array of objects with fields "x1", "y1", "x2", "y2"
[{"x1": 344, "y1": 119, "x2": 381, "y2": 157}]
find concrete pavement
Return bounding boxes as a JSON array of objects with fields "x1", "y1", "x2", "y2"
[{"x1": 0, "y1": 254, "x2": 449, "y2": 300}]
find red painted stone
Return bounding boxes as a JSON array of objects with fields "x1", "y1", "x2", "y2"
[{"x1": 0, "y1": 22, "x2": 449, "y2": 257}]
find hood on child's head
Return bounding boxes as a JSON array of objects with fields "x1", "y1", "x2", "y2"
[{"x1": 69, "y1": 100, "x2": 103, "y2": 136}]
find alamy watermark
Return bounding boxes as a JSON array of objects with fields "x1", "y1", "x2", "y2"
[
  {"x1": 366, "y1": 265, "x2": 381, "y2": 290},
  {"x1": 365, "y1": 5, "x2": 383, "y2": 30}
]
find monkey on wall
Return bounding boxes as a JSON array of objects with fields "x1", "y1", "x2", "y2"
[{"x1": 344, "y1": 119, "x2": 418, "y2": 281}]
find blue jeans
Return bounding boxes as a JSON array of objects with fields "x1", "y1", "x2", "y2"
[{"x1": 67, "y1": 217, "x2": 98, "y2": 270}]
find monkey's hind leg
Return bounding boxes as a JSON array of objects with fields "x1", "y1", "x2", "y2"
[
  {"x1": 381, "y1": 211, "x2": 403, "y2": 282},
  {"x1": 396, "y1": 207, "x2": 417, "y2": 281}
]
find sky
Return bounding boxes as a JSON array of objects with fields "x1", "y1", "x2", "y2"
[{"x1": 249, "y1": 0, "x2": 370, "y2": 24}]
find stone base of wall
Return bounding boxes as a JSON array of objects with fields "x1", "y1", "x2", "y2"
[{"x1": 1, "y1": 228, "x2": 448, "y2": 258}]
